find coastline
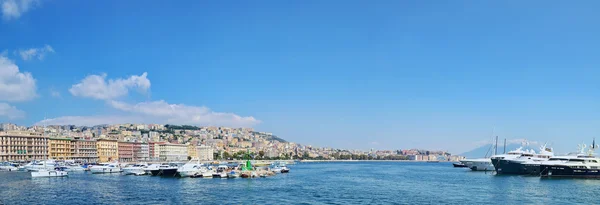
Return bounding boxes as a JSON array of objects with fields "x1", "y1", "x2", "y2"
[{"x1": 300, "y1": 160, "x2": 454, "y2": 162}]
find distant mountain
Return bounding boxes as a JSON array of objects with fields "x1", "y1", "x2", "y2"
[{"x1": 460, "y1": 143, "x2": 524, "y2": 158}]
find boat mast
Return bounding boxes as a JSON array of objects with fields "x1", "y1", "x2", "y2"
[
  {"x1": 503, "y1": 138, "x2": 506, "y2": 154},
  {"x1": 494, "y1": 136, "x2": 498, "y2": 156}
]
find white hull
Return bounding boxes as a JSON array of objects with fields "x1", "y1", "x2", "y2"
[
  {"x1": 0, "y1": 166, "x2": 18, "y2": 171},
  {"x1": 90, "y1": 167, "x2": 122, "y2": 173},
  {"x1": 123, "y1": 168, "x2": 145, "y2": 175},
  {"x1": 202, "y1": 171, "x2": 214, "y2": 178},
  {"x1": 470, "y1": 161, "x2": 495, "y2": 171},
  {"x1": 177, "y1": 170, "x2": 198, "y2": 177},
  {"x1": 66, "y1": 166, "x2": 86, "y2": 172},
  {"x1": 31, "y1": 170, "x2": 68, "y2": 178}
]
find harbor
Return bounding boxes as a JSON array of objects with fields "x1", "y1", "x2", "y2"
[{"x1": 2, "y1": 161, "x2": 599, "y2": 204}]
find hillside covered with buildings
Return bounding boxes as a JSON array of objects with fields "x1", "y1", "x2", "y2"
[{"x1": 0, "y1": 123, "x2": 464, "y2": 163}]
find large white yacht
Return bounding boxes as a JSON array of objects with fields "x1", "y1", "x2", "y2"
[
  {"x1": 90, "y1": 162, "x2": 122, "y2": 174},
  {"x1": 493, "y1": 144, "x2": 554, "y2": 175},
  {"x1": 540, "y1": 142, "x2": 600, "y2": 178},
  {"x1": 24, "y1": 160, "x2": 57, "y2": 172}
]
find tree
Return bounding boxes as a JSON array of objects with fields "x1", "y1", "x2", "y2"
[
  {"x1": 223, "y1": 151, "x2": 230, "y2": 159},
  {"x1": 187, "y1": 156, "x2": 192, "y2": 161},
  {"x1": 259, "y1": 151, "x2": 265, "y2": 159}
]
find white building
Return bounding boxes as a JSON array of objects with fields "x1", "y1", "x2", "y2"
[
  {"x1": 197, "y1": 145, "x2": 214, "y2": 161},
  {"x1": 137, "y1": 143, "x2": 150, "y2": 161},
  {"x1": 159, "y1": 143, "x2": 188, "y2": 161}
]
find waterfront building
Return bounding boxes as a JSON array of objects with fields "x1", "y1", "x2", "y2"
[
  {"x1": 49, "y1": 137, "x2": 72, "y2": 160},
  {"x1": 136, "y1": 143, "x2": 149, "y2": 161},
  {"x1": 0, "y1": 131, "x2": 49, "y2": 161},
  {"x1": 197, "y1": 145, "x2": 214, "y2": 161},
  {"x1": 72, "y1": 139, "x2": 98, "y2": 162},
  {"x1": 159, "y1": 143, "x2": 188, "y2": 161},
  {"x1": 96, "y1": 139, "x2": 118, "y2": 162},
  {"x1": 152, "y1": 141, "x2": 166, "y2": 160},
  {"x1": 118, "y1": 142, "x2": 134, "y2": 162},
  {"x1": 187, "y1": 144, "x2": 197, "y2": 160}
]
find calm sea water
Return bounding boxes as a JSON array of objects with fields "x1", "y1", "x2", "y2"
[{"x1": 0, "y1": 162, "x2": 598, "y2": 204}]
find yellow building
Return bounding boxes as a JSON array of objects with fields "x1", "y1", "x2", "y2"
[
  {"x1": 96, "y1": 139, "x2": 118, "y2": 162},
  {"x1": 187, "y1": 144, "x2": 197, "y2": 160},
  {"x1": 49, "y1": 137, "x2": 72, "y2": 160},
  {"x1": 0, "y1": 131, "x2": 48, "y2": 161}
]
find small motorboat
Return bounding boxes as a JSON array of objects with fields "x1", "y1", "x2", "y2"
[
  {"x1": 453, "y1": 162, "x2": 468, "y2": 168},
  {"x1": 227, "y1": 170, "x2": 239, "y2": 178}
]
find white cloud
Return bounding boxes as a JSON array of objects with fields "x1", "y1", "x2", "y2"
[
  {"x1": 0, "y1": 56, "x2": 37, "y2": 102},
  {"x1": 18, "y1": 44, "x2": 54, "y2": 61},
  {"x1": 0, "y1": 102, "x2": 25, "y2": 119},
  {"x1": 1, "y1": 0, "x2": 39, "y2": 21},
  {"x1": 59, "y1": 72, "x2": 261, "y2": 127},
  {"x1": 106, "y1": 100, "x2": 261, "y2": 127},
  {"x1": 69, "y1": 72, "x2": 150, "y2": 100},
  {"x1": 38, "y1": 102, "x2": 261, "y2": 127}
]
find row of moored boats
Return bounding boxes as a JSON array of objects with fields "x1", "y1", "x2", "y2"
[
  {"x1": 455, "y1": 140, "x2": 600, "y2": 178},
  {"x1": 0, "y1": 160, "x2": 290, "y2": 178}
]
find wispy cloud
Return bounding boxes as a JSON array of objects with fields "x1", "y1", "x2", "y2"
[
  {"x1": 49, "y1": 88, "x2": 60, "y2": 98},
  {"x1": 18, "y1": 44, "x2": 54, "y2": 61},
  {"x1": 0, "y1": 102, "x2": 25, "y2": 119},
  {"x1": 0, "y1": 55, "x2": 38, "y2": 102},
  {"x1": 1, "y1": 0, "x2": 39, "y2": 21}
]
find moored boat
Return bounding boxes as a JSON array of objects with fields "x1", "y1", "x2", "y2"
[
  {"x1": 177, "y1": 160, "x2": 202, "y2": 178},
  {"x1": 123, "y1": 163, "x2": 147, "y2": 175},
  {"x1": 494, "y1": 144, "x2": 554, "y2": 175},
  {"x1": 31, "y1": 167, "x2": 68, "y2": 178},
  {"x1": 90, "y1": 163, "x2": 122, "y2": 174}
]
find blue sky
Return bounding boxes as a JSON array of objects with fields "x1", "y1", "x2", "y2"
[{"x1": 1, "y1": 0, "x2": 600, "y2": 153}]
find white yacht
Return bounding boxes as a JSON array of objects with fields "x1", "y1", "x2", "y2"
[
  {"x1": 31, "y1": 167, "x2": 68, "y2": 178},
  {"x1": 64, "y1": 163, "x2": 86, "y2": 172},
  {"x1": 90, "y1": 162, "x2": 122, "y2": 174},
  {"x1": 177, "y1": 160, "x2": 202, "y2": 177},
  {"x1": 123, "y1": 163, "x2": 148, "y2": 175},
  {"x1": 493, "y1": 144, "x2": 554, "y2": 175},
  {"x1": 24, "y1": 160, "x2": 57, "y2": 172},
  {"x1": 462, "y1": 147, "x2": 532, "y2": 171}
]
